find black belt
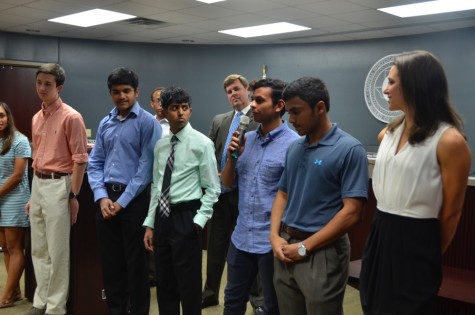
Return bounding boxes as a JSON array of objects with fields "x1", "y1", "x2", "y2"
[
  {"x1": 281, "y1": 223, "x2": 314, "y2": 241},
  {"x1": 156, "y1": 199, "x2": 201, "y2": 215},
  {"x1": 170, "y1": 199, "x2": 201, "y2": 212},
  {"x1": 35, "y1": 170, "x2": 70, "y2": 179},
  {"x1": 106, "y1": 183, "x2": 127, "y2": 192}
]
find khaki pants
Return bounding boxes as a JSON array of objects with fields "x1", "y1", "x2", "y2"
[
  {"x1": 30, "y1": 175, "x2": 71, "y2": 315},
  {"x1": 274, "y1": 232, "x2": 349, "y2": 315}
]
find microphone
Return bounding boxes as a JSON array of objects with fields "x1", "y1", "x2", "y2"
[{"x1": 231, "y1": 115, "x2": 250, "y2": 159}]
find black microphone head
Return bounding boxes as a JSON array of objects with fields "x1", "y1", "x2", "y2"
[{"x1": 238, "y1": 115, "x2": 250, "y2": 130}]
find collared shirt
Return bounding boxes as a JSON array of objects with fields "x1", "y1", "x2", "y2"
[
  {"x1": 232, "y1": 104, "x2": 251, "y2": 120},
  {"x1": 32, "y1": 97, "x2": 88, "y2": 173},
  {"x1": 156, "y1": 116, "x2": 170, "y2": 137},
  {"x1": 143, "y1": 123, "x2": 220, "y2": 229},
  {"x1": 88, "y1": 102, "x2": 162, "y2": 208},
  {"x1": 230, "y1": 121, "x2": 299, "y2": 254},
  {"x1": 279, "y1": 123, "x2": 368, "y2": 232}
]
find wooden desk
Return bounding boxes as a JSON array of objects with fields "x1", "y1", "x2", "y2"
[{"x1": 439, "y1": 267, "x2": 475, "y2": 305}]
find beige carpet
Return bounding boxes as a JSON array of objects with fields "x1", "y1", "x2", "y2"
[{"x1": 0, "y1": 251, "x2": 363, "y2": 314}]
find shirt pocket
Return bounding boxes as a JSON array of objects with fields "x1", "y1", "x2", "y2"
[{"x1": 260, "y1": 161, "x2": 284, "y2": 186}]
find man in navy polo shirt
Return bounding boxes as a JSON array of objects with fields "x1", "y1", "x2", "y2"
[{"x1": 269, "y1": 76, "x2": 368, "y2": 315}]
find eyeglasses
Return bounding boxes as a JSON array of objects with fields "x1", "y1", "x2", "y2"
[{"x1": 167, "y1": 104, "x2": 190, "y2": 112}]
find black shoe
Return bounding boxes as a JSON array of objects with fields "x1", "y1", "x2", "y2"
[
  {"x1": 201, "y1": 296, "x2": 219, "y2": 309},
  {"x1": 254, "y1": 306, "x2": 266, "y2": 315}
]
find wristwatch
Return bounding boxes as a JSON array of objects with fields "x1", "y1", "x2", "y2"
[
  {"x1": 69, "y1": 192, "x2": 79, "y2": 199},
  {"x1": 297, "y1": 242, "x2": 307, "y2": 257}
]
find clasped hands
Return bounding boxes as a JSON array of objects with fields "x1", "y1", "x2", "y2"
[
  {"x1": 99, "y1": 198, "x2": 123, "y2": 219},
  {"x1": 270, "y1": 234, "x2": 306, "y2": 263}
]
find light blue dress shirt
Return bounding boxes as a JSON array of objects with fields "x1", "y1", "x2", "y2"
[
  {"x1": 229, "y1": 121, "x2": 299, "y2": 254},
  {"x1": 88, "y1": 102, "x2": 162, "y2": 208}
]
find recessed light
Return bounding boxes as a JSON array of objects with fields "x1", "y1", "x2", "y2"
[
  {"x1": 196, "y1": 0, "x2": 226, "y2": 3},
  {"x1": 48, "y1": 9, "x2": 135, "y2": 27},
  {"x1": 379, "y1": 0, "x2": 475, "y2": 18},
  {"x1": 219, "y1": 22, "x2": 310, "y2": 38}
]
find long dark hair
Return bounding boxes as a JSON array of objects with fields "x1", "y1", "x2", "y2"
[
  {"x1": 0, "y1": 102, "x2": 17, "y2": 155},
  {"x1": 387, "y1": 50, "x2": 464, "y2": 144}
]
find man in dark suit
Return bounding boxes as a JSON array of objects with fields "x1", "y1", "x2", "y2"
[{"x1": 203, "y1": 74, "x2": 264, "y2": 314}]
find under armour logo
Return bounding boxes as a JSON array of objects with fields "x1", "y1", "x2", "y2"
[{"x1": 314, "y1": 159, "x2": 323, "y2": 166}]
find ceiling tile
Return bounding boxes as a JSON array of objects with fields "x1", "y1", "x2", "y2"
[
  {"x1": 1, "y1": 6, "x2": 57, "y2": 20},
  {"x1": 298, "y1": 0, "x2": 368, "y2": 15},
  {"x1": 147, "y1": 11, "x2": 206, "y2": 24},
  {"x1": 25, "y1": 0, "x2": 91, "y2": 14},
  {"x1": 214, "y1": 0, "x2": 286, "y2": 13},
  {"x1": 129, "y1": 0, "x2": 201, "y2": 11},
  {"x1": 178, "y1": 4, "x2": 240, "y2": 19},
  {"x1": 185, "y1": 19, "x2": 241, "y2": 31},
  {"x1": 334, "y1": 9, "x2": 390, "y2": 24},
  {"x1": 0, "y1": 0, "x2": 473, "y2": 45},
  {"x1": 257, "y1": 7, "x2": 319, "y2": 20},
  {"x1": 101, "y1": 2, "x2": 167, "y2": 17},
  {"x1": 215, "y1": 14, "x2": 276, "y2": 27}
]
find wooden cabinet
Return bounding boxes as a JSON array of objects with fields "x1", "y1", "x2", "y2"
[{"x1": 25, "y1": 174, "x2": 108, "y2": 314}]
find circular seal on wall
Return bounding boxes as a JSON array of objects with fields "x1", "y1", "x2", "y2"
[{"x1": 364, "y1": 54, "x2": 402, "y2": 123}]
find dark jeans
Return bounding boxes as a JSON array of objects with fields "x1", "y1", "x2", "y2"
[
  {"x1": 203, "y1": 191, "x2": 264, "y2": 307},
  {"x1": 96, "y1": 187, "x2": 151, "y2": 315},
  {"x1": 224, "y1": 242, "x2": 279, "y2": 315}
]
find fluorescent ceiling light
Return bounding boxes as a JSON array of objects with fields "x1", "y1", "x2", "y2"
[
  {"x1": 219, "y1": 22, "x2": 310, "y2": 38},
  {"x1": 378, "y1": 0, "x2": 475, "y2": 18},
  {"x1": 48, "y1": 9, "x2": 135, "y2": 27},
  {"x1": 196, "y1": 0, "x2": 226, "y2": 3}
]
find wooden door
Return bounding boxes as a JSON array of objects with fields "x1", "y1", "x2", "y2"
[{"x1": 0, "y1": 65, "x2": 40, "y2": 140}]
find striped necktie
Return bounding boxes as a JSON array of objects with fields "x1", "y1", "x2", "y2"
[{"x1": 158, "y1": 135, "x2": 178, "y2": 218}]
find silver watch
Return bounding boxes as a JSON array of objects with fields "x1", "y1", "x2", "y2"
[{"x1": 297, "y1": 242, "x2": 307, "y2": 257}]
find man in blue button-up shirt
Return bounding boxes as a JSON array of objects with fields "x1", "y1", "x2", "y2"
[
  {"x1": 221, "y1": 78, "x2": 299, "y2": 315},
  {"x1": 88, "y1": 67, "x2": 161, "y2": 315}
]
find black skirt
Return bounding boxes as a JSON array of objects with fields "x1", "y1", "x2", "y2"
[{"x1": 359, "y1": 210, "x2": 442, "y2": 315}]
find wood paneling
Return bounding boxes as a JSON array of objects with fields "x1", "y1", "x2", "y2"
[
  {"x1": 348, "y1": 183, "x2": 475, "y2": 315},
  {"x1": 0, "y1": 65, "x2": 40, "y2": 140}
]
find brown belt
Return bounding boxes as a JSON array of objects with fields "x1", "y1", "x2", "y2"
[
  {"x1": 34, "y1": 170, "x2": 70, "y2": 180},
  {"x1": 281, "y1": 223, "x2": 314, "y2": 241}
]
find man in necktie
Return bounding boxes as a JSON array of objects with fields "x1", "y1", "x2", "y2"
[
  {"x1": 204, "y1": 74, "x2": 264, "y2": 312},
  {"x1": 143, "y1": 86, "x2": 220, "y2": 315}
]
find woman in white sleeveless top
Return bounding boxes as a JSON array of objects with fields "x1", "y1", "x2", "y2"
[{"x1": 359, "y1": 50, "x2": 472, "y2": 315}]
